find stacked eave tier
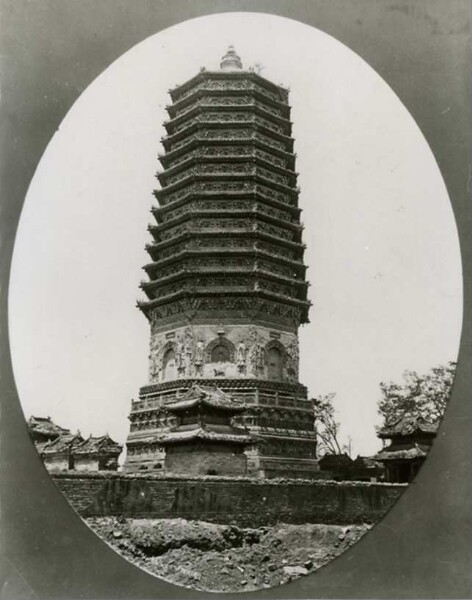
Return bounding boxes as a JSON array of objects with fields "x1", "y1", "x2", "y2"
[
  {"x1": 160, "y1": 71, "x2": 294, "y2": 163},
  {"x1": 130, "y1": 384, "x2": 257, "y2": 447},
  {"x1": 139, "y1": 70, "x2": 310, "y2": 326},
  {"x1": 165, "y1": 70, "x2": 290, "y2": 119}
]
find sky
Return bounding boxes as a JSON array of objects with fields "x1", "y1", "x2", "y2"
[{"x1": 8, "y1": 13, "x2": 462, "y2": 457}]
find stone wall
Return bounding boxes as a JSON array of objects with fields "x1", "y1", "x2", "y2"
[
  {"x1": 53, "y1": 474, "x2": 109, "y2": 513},
  {"x1": 52, "y1": 473, "x2": 405, "y2": 526}
]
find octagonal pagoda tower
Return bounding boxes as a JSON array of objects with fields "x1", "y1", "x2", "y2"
[{"x1": 124, "y1": 47, "x2": 318, "y2": 478}]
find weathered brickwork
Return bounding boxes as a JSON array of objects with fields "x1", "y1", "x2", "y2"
[
  {"x1": 165, "y1": 446, "x2": 247, "y2": 476},
  {"x1": 53, "y1": 474, "x2": 405, "y2": 526}
]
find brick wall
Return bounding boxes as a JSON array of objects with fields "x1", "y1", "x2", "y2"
[
  {"x1": 53, "y1": 475, "x2": 109, "y2": 513},
  {"x1": 165, "y1": 445, "x2": 247, "y2": 475},
  {"x1": 53, "y1": 473, "x2": 405, "y2": 526}
]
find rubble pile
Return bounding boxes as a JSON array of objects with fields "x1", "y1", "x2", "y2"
[{"x1": 87, "y1": 517, "x2": 370, "y2": 592}]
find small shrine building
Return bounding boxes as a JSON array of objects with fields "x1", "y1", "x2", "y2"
[
  {"x1": 375, "y1": 415, "x2": 438, "y2": 483},
  {"x1": 28, "y1": 416, "x2": 122, "y2": 472},
  {"x1": 73, "y1": 435, "x2": 123, "y2": 472},
  {"x1": 28, "y1": 415, "x2": 70, "y2": 444},
  {"x1": 40, "y1": 432, "x2": 84, "y2": 471},
  {"x1": 157, "y1": 384, "x2": 255, "y2": 476}
]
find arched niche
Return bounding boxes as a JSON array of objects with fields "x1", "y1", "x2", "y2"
[
  {"x1": 161, "y1": 341, "x2": 177, "y2": 381},
  {"x1": 265, "y1": 340, "x2": 286, "y2": 381},
  {"x1": 205, "y1": 337, "x2": 236, "y2": 363}
]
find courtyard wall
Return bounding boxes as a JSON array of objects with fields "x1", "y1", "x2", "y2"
[{"x1": 52, "y1": 473, "x2": 405, "y2": 526}]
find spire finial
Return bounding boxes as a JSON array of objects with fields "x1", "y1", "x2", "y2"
[{"x1": 220, "y1": 45, "x2": 243, "y2": 71}]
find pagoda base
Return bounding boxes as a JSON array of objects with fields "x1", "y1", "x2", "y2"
[
  {"x1": 165, "y1": 441, "x2": 247, "y2": 476},
  {"x1": 124, "y1": 378, "x2": 319, "y2": 478},
  {"x1": 258, "y1": 457, "x2": 320, "y2": 479}
]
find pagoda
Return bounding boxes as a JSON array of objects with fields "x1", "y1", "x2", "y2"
[{"x1": 124, "y1": 47, "x2": 318, "y2": 478}]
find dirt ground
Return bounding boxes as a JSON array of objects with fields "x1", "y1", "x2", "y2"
[{"x1": 87, "y1": 517, "x2": 371, "y2": 592}]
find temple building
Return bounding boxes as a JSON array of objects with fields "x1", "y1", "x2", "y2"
[
  {"x1": 28, "y1": 415, "x2": 70, "y2": 445},
  {"x1": 158, "y1": 384, "x2": 255, "y2": 476},
  {"x1": 73, "y1": 435, "x2": 123, "y2": 472},
  {"x1": 124, "y1": 47, "x2": 318, "y2": 478},
  {"x1": 28, "y1": 416, "x2": 122, "y2": 472},
  {"x1": 40, "y1": 432, "x2": 84, "y2": 471},
  {"x1": 375, "y1": 415, "x2": 438, "y2": 483}
]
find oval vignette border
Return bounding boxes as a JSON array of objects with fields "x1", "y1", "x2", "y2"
[{"x1": 0, "y1": 2, "x2": 470, "y2": 599}]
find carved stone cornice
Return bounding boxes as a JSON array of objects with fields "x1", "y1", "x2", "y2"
[
  {"x1": 137, "y1": 293, "x2": 310, "y2": 330},
  {"x1": 139, "y1": 377, "x2": 307, "y2": 396}
]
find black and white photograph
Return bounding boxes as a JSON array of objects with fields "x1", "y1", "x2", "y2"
[{"x1": 1, "y1": 3, "x2": 470, "y2": 599}]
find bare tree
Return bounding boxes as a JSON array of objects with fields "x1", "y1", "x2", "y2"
[{"x1": 311, "y1": 393, "x2": 344, "y2": 456}]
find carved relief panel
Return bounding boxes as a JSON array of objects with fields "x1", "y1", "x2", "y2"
[
  {"x1": 148, "y1": 323, "x2": 299, "y2": 384},
  {"x1": 285, "y1": 338, "x2": 300, "y2": 382}
]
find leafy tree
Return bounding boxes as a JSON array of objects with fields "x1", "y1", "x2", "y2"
[
  {"x1": 311, "y1": 393, "x2": 346, "y2": 456},
  {"x1": 378, "y1": 361, "x2": 456, "y2": 427}
]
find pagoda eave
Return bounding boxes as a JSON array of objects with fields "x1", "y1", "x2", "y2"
[
  {"x1": 157, "y1": 155, "x2": 298, "y2": 187},
  {"x1": 161, "y1": 121, "x2": 295, "y2": 151},
  {"x1": 152, "y1": 191, "x2": 302, "y2": 220},
  {"x1": 169, "y1": 70, "x2": 288, "y2": 103},
  {"x1": 145, "y1": 230, "x2": 306, "y2": 259},
  {"x1": 158, "y1": 137, "x2": 296, "y2": 170},
  {"x1": 140, "y1": 268, "x2": 309, "y2": 294},
  {"x1": 166, "y1": 86, "x2": 292, "y2": 119},
  {"x1": 142, "y1": 247, "x2": 307, "y2": 276},
  {"x1": 163, "y1": 104, "x2": 293, "y2": 137},
  {"x1": 155, "y1": 175, "x2": 300, "y2": 201},
  {"x1": 137, "y1": 288, "x2": 311, "y2": 315},
  {"x1": 148, "y1": 211, "x2": 302, "y2": 240}
]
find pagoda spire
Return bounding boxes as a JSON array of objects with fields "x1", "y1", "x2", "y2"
[{"x1": 220, "y1": 45, "x2": 243, "y2": 71}]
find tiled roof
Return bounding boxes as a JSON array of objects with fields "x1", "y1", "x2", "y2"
[
  {"x1": 318, "y1": 453, "x2": 353, "y2": 469},
  {"x1": 41, "y1": 433, "x2": 84, "y2": 454},
  {"x1": 377, "y1": 415, "x2": 438, "y2": 439},
  {"x1": 35, "y1": 440, "x2": 52, "y2": 454},
  {"x1": 74, "y1": 434, "x2": 122, "y2": 455},
  {"x1": 165, "y1": 383, "x2": 245, "y2": 413},
  {"x1": 352, "y1": 455, "x2": 383, "y2": 469},
  {"x1": 375, "y1": 444, "x2": 430, "y2": 462},
  {"x1": 158, "y1": 427, "x2": 253, "y2": 445},
  {"x1": 28, "y1": 415, "x2": 70, "y2": 437}
]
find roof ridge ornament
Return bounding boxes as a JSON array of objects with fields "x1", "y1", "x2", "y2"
[{"x1": 220, "y1": 45, "x2": 243, "y2": 71}]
